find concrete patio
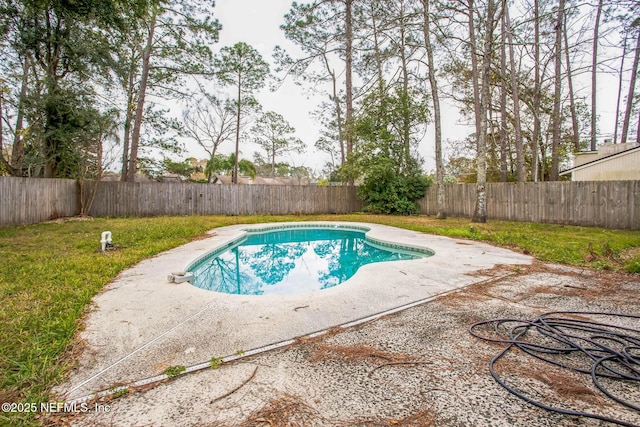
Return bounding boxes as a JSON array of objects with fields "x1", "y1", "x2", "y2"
[{"x1": 48, "y1": 223, "x2": 640, "y2": 426}]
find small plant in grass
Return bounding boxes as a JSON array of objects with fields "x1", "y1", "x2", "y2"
[
  {"x1": 163, "y1": 365, "x2": 186, "y2": 378},
  {"x1": 235, "y1": 349, "x2": 245, "y2": 356},
  {"x1": 626, "y1": 260, "x2": 640, "y2": 274},
  {"x1": 210, "y1": 357, "x2": 224, "y2": 369},
  {"x1": 112, "y1": 388, "x2": 129, "y2": 398},
  {"x1": 592, "y1": 260, "x2": 613, "y2": 271}
]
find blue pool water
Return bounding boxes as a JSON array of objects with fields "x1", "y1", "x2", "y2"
[{"x1": 188, "y1": 227, "x2": 430, "y2": 295}]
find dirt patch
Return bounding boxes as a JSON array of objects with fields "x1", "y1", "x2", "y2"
[
  {"x1": 306, "y1": 343, "x2": 420, "y2": 364},
  {"x1": 620, "y1": 246, "x2": 640, "y2": 262},
  {"x1": 232, "y1": 393, "x2": 323, "y2": 427},
  {"x1": 0, "y1": 387, "x2": 20, "y2": 406},
  {"x1": 495, "y1": 358, "x2": 606, "y2": 407},
  {"x1": 345, "y1": 409, "x2": 435, "y2": 427},
  {"x1": 43, "y1": 216, "x2": 95, "y2": 224},
  {"x1": 230, "y1": 393, "x2": 435, "y2": 427}
]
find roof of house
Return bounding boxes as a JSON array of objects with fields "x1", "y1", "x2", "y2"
[
  {"x1": 212, "y1": 175, "x2": 250, "y2": 185},
  {"x1": 559, "y1": 143, "x2": 640, "y2": 175},
  {"x1": 100, "y1": 173, "x2": 151, "y2": 182},
  {"x1": 160, "y1": 173, "x2": 183, "y2": 182}
]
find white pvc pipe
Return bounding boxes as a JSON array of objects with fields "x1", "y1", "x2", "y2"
[{"x1": 100, "y1": 231, "x2": 112, "y2": 252}]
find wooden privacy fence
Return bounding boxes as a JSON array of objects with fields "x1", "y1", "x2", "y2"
[
  {"x1": 86, "y1": 181, "x2": 363, "y2": 217},
  {"x1": 420, "y1": 181, "x2": 640, "y2": 230},
  {"x1": 1, "y1": 177, "x2": 639, "y2": 229},
  {"x1": 0, "y1": 177, "x2": 79, "y2": 226}
]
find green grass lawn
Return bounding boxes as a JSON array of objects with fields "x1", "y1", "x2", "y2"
[{"x1": 0, "y1": 214, "x2": 639, "y2": 426}]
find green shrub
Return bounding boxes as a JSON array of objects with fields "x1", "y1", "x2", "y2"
[
  {"x1": 358, "y1": 160, "x2": 432, "y2": 215},
  {"x1": 626, "y1": 259, "x2": 640, "y2": 274}
]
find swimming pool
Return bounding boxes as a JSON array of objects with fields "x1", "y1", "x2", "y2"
[{"x1": 187, "y1": 225, "x2": 432, "y2": 295}]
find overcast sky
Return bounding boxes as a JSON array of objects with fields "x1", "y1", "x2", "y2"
[
  {"x1": 183, "y1": 0, "x2": 620, "y2": 176},
  {"x1": 184, "y1": 0, "x2": 455, "y2": 175},
  {"x1": 185, "y1": 0, "x2": 328, "y2": 173}
]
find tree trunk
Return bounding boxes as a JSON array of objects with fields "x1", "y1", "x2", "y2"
[
  {"x1": 472, "y1": 0, "x2": 496, "y2": 223},
  {"x1": 233, "y1": 73, "x2": 241, "y2": 184},
  {"x1": 621, "y1": 27, "x2": 640, "y2": 144},
  {"x1": 499, "y1": 5, "x2": 508, "y2": 183},
  {"x1": 398, "y1": 1, "x2": 412, "y2": 171},
  {"x1": 206, "y1": 154, "x2": 214, "y2": 183},
  {"x1": 127, "y1": 6, "x2": 157, "y2": 182},
  {"x1": 614, "y1": 33, "x2": 628, "y2": 144},
  {"x1": 550, "y1": 0, "x2": 565, "y2": 181},
  {"x1": 271, "y1": 142, "x2": 276, "y2": 177},
  {"x1": 421, "y1": 0, "x2": 446, "y2": 219},
  {"x1": 121, "y1": 47, "x2": 137, "y2": 181},
  {"x1": 532, "y1": 0, "x2": 541, "y2": 181},
  {"x1": 344, "y1": 0, "x2": 354, "y2": 183},
  {"x1": 333, "y1": 70, "x2": 345, "y2": 165},
  {"x1": 504, "y1": 2, "x2": 525, "y2": 182},
  {"x1": 321, "y1": 53, "x2": 344, "y2": 164},
  {"x1": 467, "y1": 0, "x2": 482, "y2": 147},
  {"x1": 564, "y1": 13, "x2": 580, "y2": 150},
  {"x1": 369, "y1": 3, "x2": 389, "y2": 160},
  {"x1": 636, "y1": 105, "x2": 640, "y2": 145},
  {"x1": 370, "y1": 2, "x2": 385, "y2": 96},
  {"x1": 43, "y1": 78, "x2": 61, "y2": 178},
  {"x1": 0, "y1": 79, "x2": 8, "y2": 174},
  {"x1": 42, "y1": 10, "x2": 65, "y2": 179},
  {"x1": 590, "y1": 0, "x2": 604, "y2": 151},
  {"x1": 9, "y1": 56, "x2": 30, "y2": 175}
]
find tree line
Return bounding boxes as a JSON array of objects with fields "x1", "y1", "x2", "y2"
[
  {"x1": 276, "y1": 0, "x2": 639, "y2": 218},
  {"x1": 1, "y1": 0, "x2": 639, "y2": 220}
]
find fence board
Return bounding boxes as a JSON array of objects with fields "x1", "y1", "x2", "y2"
[
  {"x1": 1, "y1": 178, "x2": 638, "y2": 229},
  {"x1": 421, "y1": 181, "x2": 639, "y2": 229},
  {"x1": 0, "y1": 177, "x2": 79, "y2": 226},
  {"x1": 82, "y1": 182, "x2": 363, "y2": 218}
]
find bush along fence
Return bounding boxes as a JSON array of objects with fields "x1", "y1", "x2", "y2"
[{"x1": 1, "y1": 177, "x2": 638, "y2": 229}]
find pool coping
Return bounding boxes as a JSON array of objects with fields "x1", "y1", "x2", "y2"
[{"x1": 56, "y1": 221, "x2": 534, "y2": 402}]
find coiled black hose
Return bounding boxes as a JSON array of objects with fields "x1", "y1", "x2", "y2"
[{"x1": 469, "y1": 311, "x2": 640, "y2": 427}]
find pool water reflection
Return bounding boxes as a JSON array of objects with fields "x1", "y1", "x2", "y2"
[{"x1": 188, "y1": 228, "x2": 427, "y2": 295}]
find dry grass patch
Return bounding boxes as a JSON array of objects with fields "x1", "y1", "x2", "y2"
[
  {"x1": 620, "y1": 246, "x2": 640, "y2": 264},
  {"x1": 307, "y1": 343, "x2": 419, "y2": 364},
  {"x1": 436, "y1": 289, "x2": 493, "y2": 307},
  {"x1": 531, "y1": 277, "x2": 637, "y2": 301},
  {"x1": 344, "y1": 409, "x2": 435, "y2": 427},
  {"x1": 0, "y1": 387, "x2": 20, "y2": 405},
  {"x1": 440, "y1": 261, "x2": 638, "y2": 309},
  {"x1": 233, "y1": 392, "x2": 435, "y2": 427},
  {"x1": 437, "y1": 274, "x2": 513, "y2": 308},
  {"x1": 496, "y1": 359, "x2": 606, "y2": 407},
  {"x1": 234, "y1": 393, "x2": 324, "y2": 427}
]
